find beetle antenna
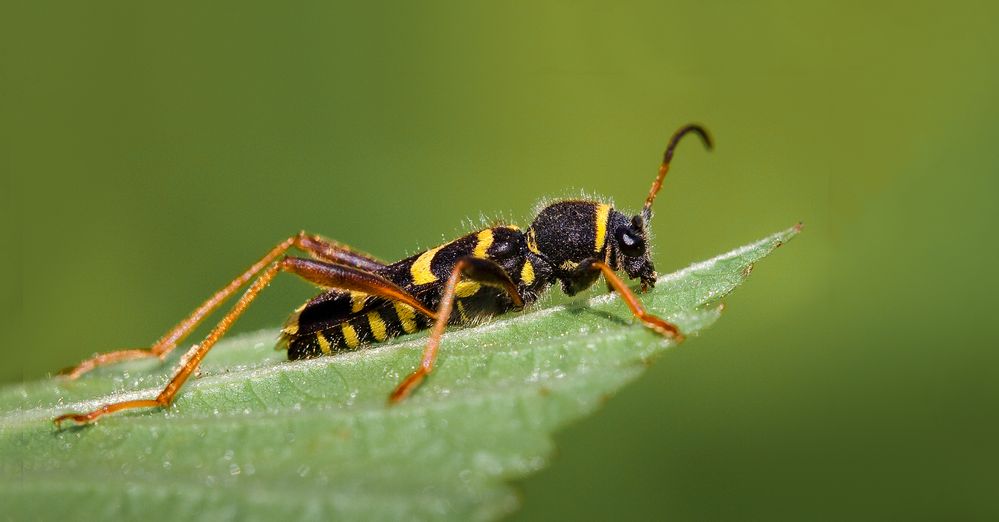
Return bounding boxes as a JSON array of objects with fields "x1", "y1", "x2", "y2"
[{"x1": 642, "y1": 124, "x2": 713, "y2": 223}]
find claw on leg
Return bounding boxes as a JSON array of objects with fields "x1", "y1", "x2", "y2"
[
  {"x1": 642, "y1": 314, "x2": 686, "y2": 342},
  {"x1": 389, "y1": 368, "x2": 428, "y2": 404}
]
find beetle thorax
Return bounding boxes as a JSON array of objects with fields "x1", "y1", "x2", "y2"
[
  {"x1": 527, "y1": 200, "x2": 613, "y2": 273},
  {"x1": 527, "y1": 199, "x2": 657, "y2": 292}
]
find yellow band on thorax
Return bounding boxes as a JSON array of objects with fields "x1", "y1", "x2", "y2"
[{"x1": 594, "y1": 203, "x2": 611, "y2": 253}]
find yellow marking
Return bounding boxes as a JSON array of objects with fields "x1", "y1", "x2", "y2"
[
  {"x1": 367, "y1": 311, "x2": 388, "y2": 342},
  {"x1": 594, "y1": 203, "x2": 611, "y2": 253},
  {"x1": 282, "y1": 302, "x2": 306, "y2": 334},
  {"x1": 521, "y1": 259, "x2": 535, "y2": 285},
  {"x1": 455, "y1": 281, "x2": 480, "y2": 298},
  {"x1": 505, "y1": 224, "x2": 520, "y2": 231},
  {"x1": 473, "y1": 229, "x2": 494, "y2": 258},
  {"x1": 560, "y1": 260, "x2": 579, "y2": 271},
  {"x1": 456, "y1": 300, "x2": 469, "y2": 322},
  {"x1": 410, "y1": 245, "x2": 444, "y2": 285},
  {"x1": 341, "y1": 322, "x2": 360, "y2": 349},
  {"x1": 349, "y1": 291, "x2": 367, "y2": 313},
  {"x1": 393, "y1": 302, "x2": 418, "y2": 334},
  {"x1": 526, "y1": 228, "x2": 541, "y2": 255},
  {"x1": 316, "y1": 332, "x2": 332, "y2": 355}
]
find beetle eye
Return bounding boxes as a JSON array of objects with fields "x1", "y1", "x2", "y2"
[{"x1": 615, "y1": 227, "x2": 645, "y2": 257}]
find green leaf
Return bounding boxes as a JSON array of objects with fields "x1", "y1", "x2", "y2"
[{"x1": 0, "y1": 225, "x2": 799, "y2": 521}]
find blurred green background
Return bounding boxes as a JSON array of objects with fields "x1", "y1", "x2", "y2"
[{"x1": 3, "y1": 1, "x2": 997, "y2": 520}]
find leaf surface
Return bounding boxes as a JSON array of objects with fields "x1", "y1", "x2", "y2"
[{"x1": 0, "y1": 226, "x2": 800, "y2": 521}]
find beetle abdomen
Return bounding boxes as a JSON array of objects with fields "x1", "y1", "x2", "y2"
[{"x1": 282, "y1": 296, "x2": 430, "y2": 359}]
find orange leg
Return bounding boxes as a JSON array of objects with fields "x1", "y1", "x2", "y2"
[
  {"x1": 589, "y1": 260, "x2": 685, "y2": 341},
  {"x1": 390, "y1": 257, "x2": 524, "y2": 403},
  {"x1": 298, "y1": 233, "x2": 387, "y2": 273},
  {"x1": 54, "y1": 256, "x2": 435, "y2": 427},
  {"x1": 61, "y1": 232, "x2": 385, "y2": 379}
]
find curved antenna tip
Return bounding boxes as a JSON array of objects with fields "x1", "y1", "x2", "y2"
[
  {"x1": 643, "y1": 123, "x2": 714, "y2": 218},
  {"x1": 663, "y1": 124, "x2": 713, "y2": 163}
]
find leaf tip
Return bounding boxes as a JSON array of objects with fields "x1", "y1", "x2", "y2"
[{"x1": 771, "y1": 222, "x2": 804, "y2": 250}]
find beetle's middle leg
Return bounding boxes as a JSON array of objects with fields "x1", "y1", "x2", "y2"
[{"x1": 389, "y1": 257, "x2": 525, "y2": 403}]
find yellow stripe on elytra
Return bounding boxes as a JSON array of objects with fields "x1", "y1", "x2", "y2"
[
  {"x1": 410, "y1": 245, "x2": 444, "y2": 285},
  {"x1": 316, "y1": 331, "x2": 332, "y2": 355},
  {"x1": 349, "y1": 291, "x2": 367, "y2": 313},
  {"x1": 594, "y1": 203, "x2": 611, "y2": 253},
  {"x1": 341, "y1": 323, "x2": 360, "y2": 349},
  {"x1": 455, "y1": 281, "x2": 480, "y2": 298},
  {"x1": 393, "y1": 302, "x2": 418, "y2": 334},
  {"x1": 473, "y1": 229, "x2": 494, "y2": 258},
  {"x1": 367, "y1": 311, "x2": 387, "y2": 342},
  {"x1": 456, "y1": 301, "x2": 469, "y2": 322},
  {"x1": 521, "y1": 259, "x2": 535, "y2": 285}
]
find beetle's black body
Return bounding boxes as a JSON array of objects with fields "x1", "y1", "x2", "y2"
[
  {"x1": 282, "y1": 200, "x2": 655, "y2": 359},
  {"x1": 54, "y1": 124, "x2": 711, "y2": 426}
]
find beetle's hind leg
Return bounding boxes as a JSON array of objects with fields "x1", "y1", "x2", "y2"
[
  {"x1": 54, "y1": 257, "x2": 436, "y2": 427},
  {"x1": 60, "y1": 233, "x2": 388, "y2": 379}
]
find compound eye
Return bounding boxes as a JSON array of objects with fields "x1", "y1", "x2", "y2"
[{"x1": 615, "y1": 227, "x2": 645, "y2": 257}]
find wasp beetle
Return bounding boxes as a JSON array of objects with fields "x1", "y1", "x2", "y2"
[{"x1": 55, "y1": 124, "x2": 712, "y2": 426}]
